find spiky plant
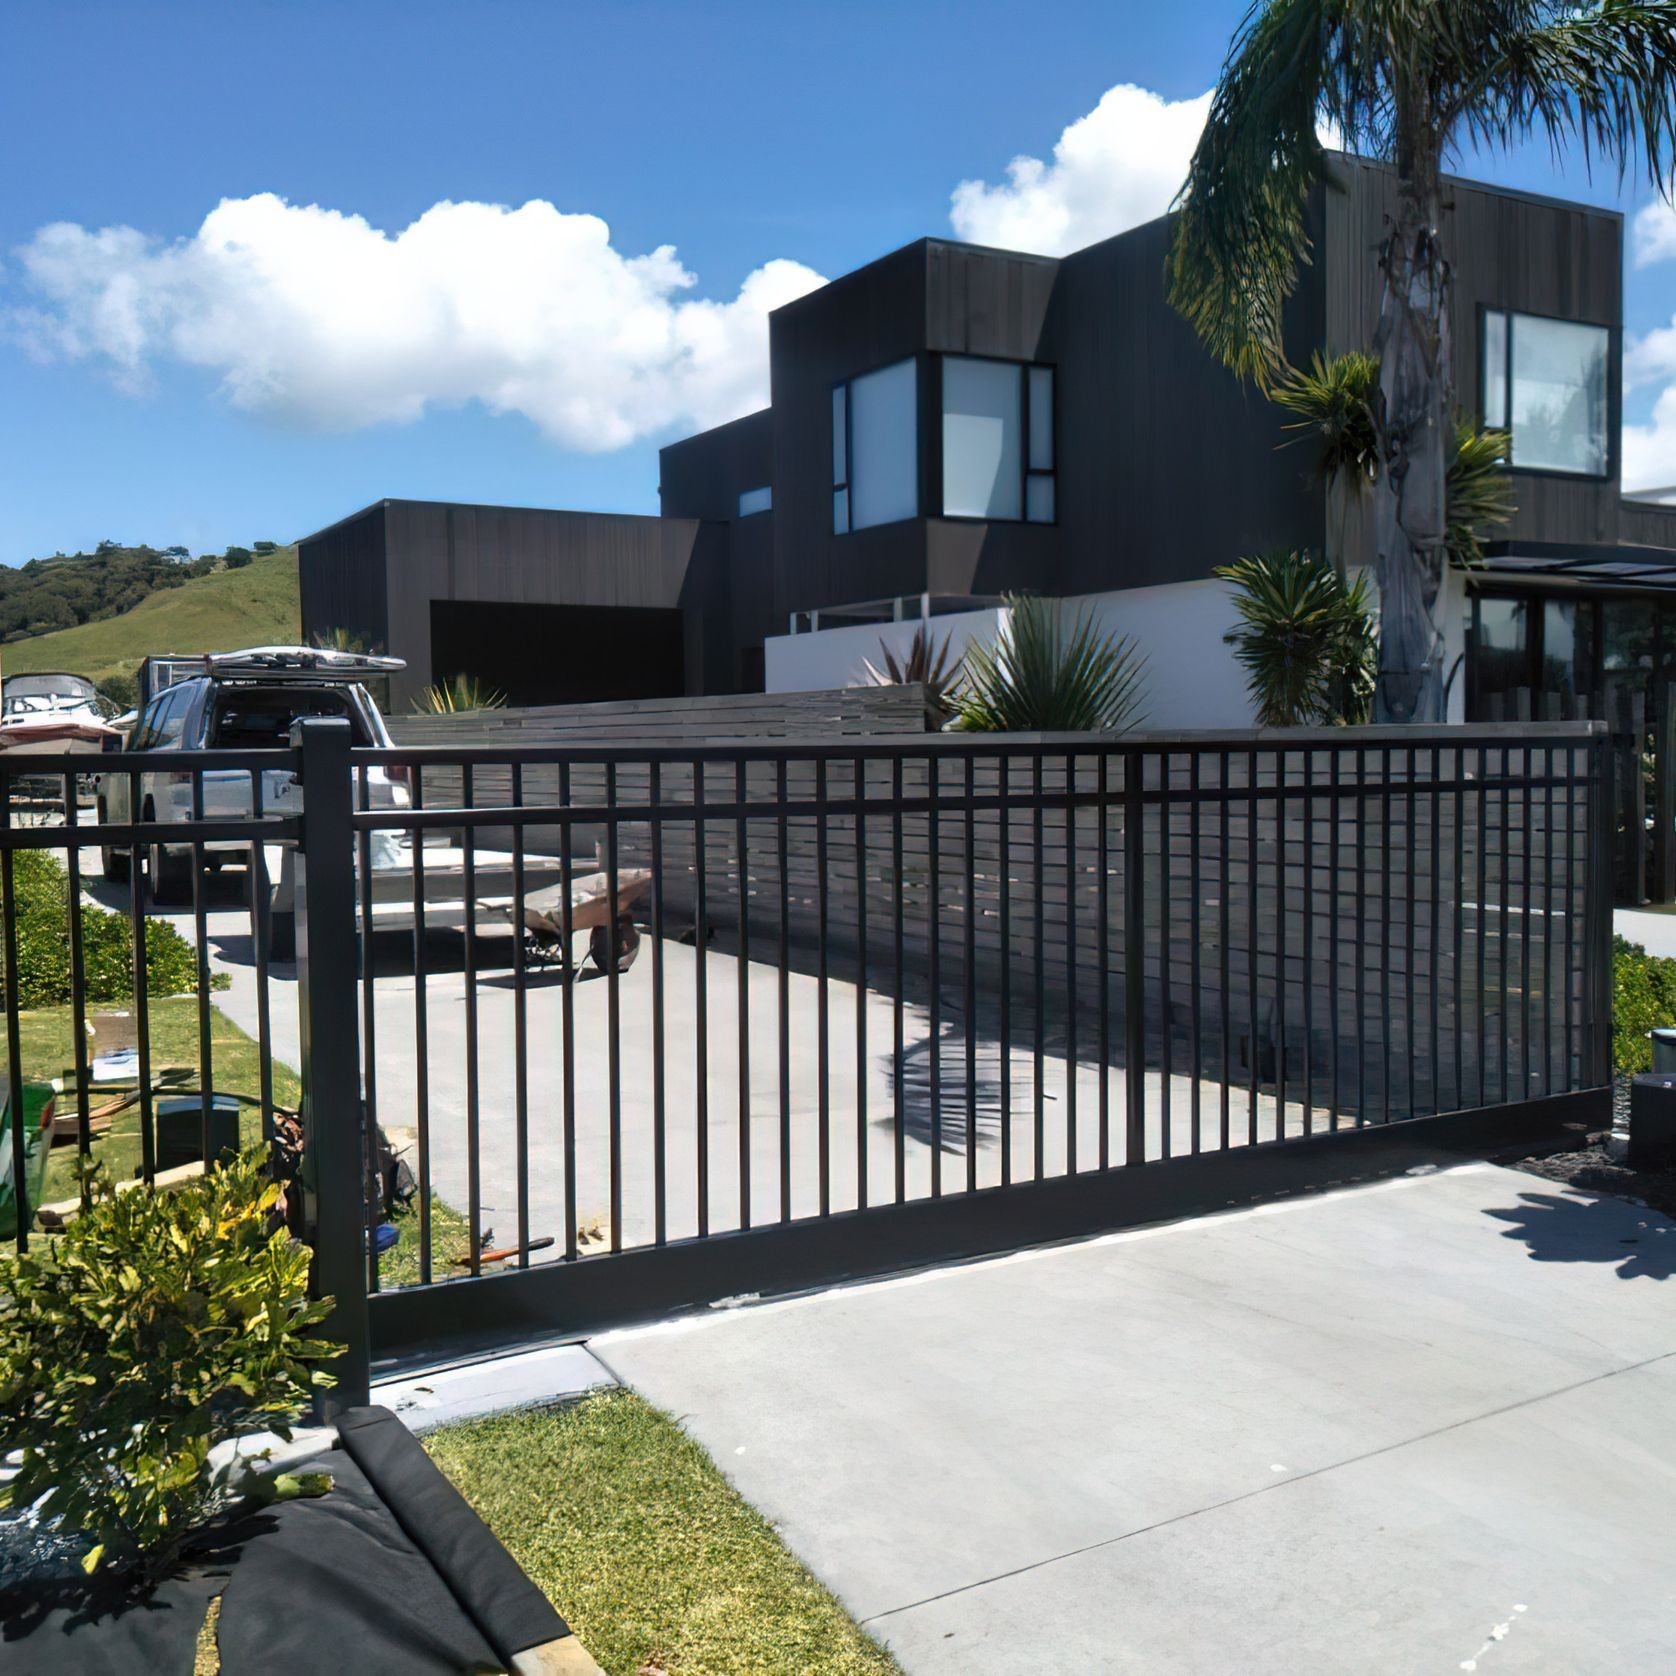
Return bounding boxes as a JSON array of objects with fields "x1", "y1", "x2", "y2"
[
  {"x1": 1216, "y1": 549, "x2": 1378, "y2": 726},
  {"x1": 862, "y1": 623, "x2": 964, "y2": 727},
  {"x1": 1168, "y1": 0, "x2": 1676, "y2": 721},
  {"x1": 1274, "y1": 351, "x2": 1514, "y2": 566},
  {"x1": 952, "y1": 594, "x2": 1148, "y2": 733},
  {"x1": 310, "y1": 626, "x2": 374, "y2": 654},
  {"x1": 411, "y1": 673, "x2": 508, "y2": 714}
]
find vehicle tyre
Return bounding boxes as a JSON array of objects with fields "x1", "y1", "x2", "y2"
[
  {"x1": 146, "y1": 837, "x2": 194, "y2": 907},
  {"x1": 98, "y1": 801, "x2": 130, "y2": 883},
  {"x1": 269, "y1": 909, "x2": 296, "y2": 963},
  {"x1": 589, "y1": 913, "x2": 641, "y2": 974}
]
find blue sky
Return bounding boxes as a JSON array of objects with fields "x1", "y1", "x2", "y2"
[{"x1": 3, "y1": 0, "x2": 1673, "y2": 563}]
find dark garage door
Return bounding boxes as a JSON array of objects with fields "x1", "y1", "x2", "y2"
[{"x1": 429, "y1": 601, "x2": 687, "y2": 707}]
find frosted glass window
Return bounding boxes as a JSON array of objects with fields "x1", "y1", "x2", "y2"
[
  {"x1": 1483, "y1": 310, "x2": 1508, "y2": 429},
  {"x1": 1509, "y1": 315, "x2": 1609, "y2": 475},
  {"x1": 1028, "y1": 366, "x2": 1054, "y2": 471},
  {"x1": 831, "y1": 386, "x2": 847, "y2": 486},
  {"x1": 737, "y1": 485, "x2": 772, "y2": 517},
  {"x1": 833, "y1": 489, "x2": 850, "y2": 534},
  {"x1": 943, "y1": 357, "x2": 1023, "y2": 520},
  {"x1": 847, "y1": 358, "x2": 919, "y2": 530},
  {"x1": 1025, "y1": 473, "x2": 1055, "y2": 524}
]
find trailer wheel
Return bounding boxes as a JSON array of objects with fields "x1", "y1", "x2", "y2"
[{"x1": 589, "y1": 914, "x2": 640, "y2": 974}]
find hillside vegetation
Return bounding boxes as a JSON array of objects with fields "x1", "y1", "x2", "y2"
[{"x1": 1, "y1": 547, "x2": 300, "y2": 700}]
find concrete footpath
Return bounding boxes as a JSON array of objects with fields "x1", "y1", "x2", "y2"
[{"x1": 597, "y1": 1164, "x2": 1676, "y2": 1675}]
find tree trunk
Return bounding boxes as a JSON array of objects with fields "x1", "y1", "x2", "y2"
[{"x1": 1372, "y1": 143, "x2": 1452, "y2": 723}]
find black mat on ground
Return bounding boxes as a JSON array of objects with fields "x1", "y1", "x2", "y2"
[{"x1": 0, "y1": 1405, "x2": 565, "y2": 1675}]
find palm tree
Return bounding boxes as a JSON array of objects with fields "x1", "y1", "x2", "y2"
[
  {"x1": 862, "y1": 623, "x2": 964, "y2": 728},
  {"x1": 1168, "y1": 0, "x2": 1676, "y2": 721},
  {"x1": 952, "y1": 593, "x2": 1148, "y2": 732}
]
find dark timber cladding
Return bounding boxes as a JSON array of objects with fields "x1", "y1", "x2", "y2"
[{"x1": 298, "y1": 498, "x2": 732, "y2": 710}]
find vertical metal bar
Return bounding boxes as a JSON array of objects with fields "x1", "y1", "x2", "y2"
[
  {"x1": 1380, "y1": 746, "x2": 1392, "y2": 1124},
  {"x1": 1158, "y1": 750, "x2": 1172, "y2": 1160},
  {"x1": 694, "y1": 758, "x2": 710, "y2": 1236},
  {"x1": 1564, "y1": 745, "x2": 1579, "y2": 1086},
  {"x1": 1429, "y1": 745, "x2": 1442, "y2": 1115},
  {"x1": 1248, "y1": 748, "x2": 1261, "y2": 1143},
  {"x1": 1124, "y1": 747, "x2": 1146, "y2": 1165},
  {"x1": 1190, "y1": 751, "x2": 1203, "y2": 1152},
  {"x1": 127, "y1": 767, "x2": 155, "y2": 1185},
  {"x1": 927, "y1": 754, "x2": 942, "y2": 1195},
  {"x1": 2, "y1": 838, "x2": 27, "y2": 1252},
  {"x1": 892, "y1": 755, "x2": 906, "y2": 1203},
  {"x1": 558, "y1": 762, "x2": 577, "y2": 1260},
  {"x1": 777, "y1": 757, "x2": 791, "y2": 1222},
  {"x1": 816, "y1": 756, "x2": 831, "y2": 1214},
  {"x1": 462, "y1": 764, "x2": 481, "y2": 1275},
  {"x1": 1065, "y1": 750, "x2": 1078, "y2": 1176},
  {"x1": 1498, "y1": 742, "x2": 1512, "y2": 1105},
  {"x1": 605, "y1": 761, "x2": 622, "y2": 1252},
  {"x1": 1355, "y1": 748, "x2": 1367, "y2": 1124},
  {"x1": 63, "y1": 783, "x2": 92, "y2": 1178},
  {"x1": 964, "y1": 753, "x2": 977, "y2": 1193},
  {"x1": 1454, "y1": 745, "x2": 1466, "y2": 1113},
  {"x1": 1543, "y1": 744, "x2": 1555, "y2": 1096},
  {"x1": 1098, "y1": 751, "x2": 1111, "y2": 1171},
  {"x1": 291, "y1": 718, "x2": 370, "y2": 1414},
  {"x1": 1032, "y1": 752, "x2": 1045, "y2": 1180},
  {"x1": 736, "y1": 758, "x2": 751, "y2": 1230},
  {"x1": 1221, "y1": 749, "x2": 1233, "y2": 1148},
  {"x1": 998, "y1": 753, "x2": 1012, "y2": 1187},
  {"x1": 354, "y1": 765, "x2": 380, "y2": 1294},
  {"x1": 191, "y1": 770, "x2": 214, "y2": 1168},
  {"x1": 1274, "y1": 748, "x2": 1287, "y2": 1141},
  {"x1": 1477, "y1": 744, "x2": 1489, "y2": 1109},
  {"x1": 1521, "y1": 739, "x2": 1535, "y2": 1101},
  {"x1": 409, "y1": 763, "x2": 431, "y2": 1283},
  {"x1": 1301, "y1": 750, "x2": 1314, "y2": 1135},
  {"x1": 1404, "y1": 746, "x2": 1417, "y2": 1121},
  {"x1": 650, "y1": 761, "x2": 667, "y2": 1245},
  {"x1": 857, "y1": 754, "x2": 871, "y2": 1210},
  {"x1": 1587, "y1": 733, "x2": 1615, "y2": 1088},
  {"x1": 511, "y1": 763, "x2": 530, "y2": 1267},
  {"x1": 1328, "y1": 750, "x2": 1341, "y2": 1131},
  {"x1": 249, "y1": 767, "x2": 274, "y2": 1141}
]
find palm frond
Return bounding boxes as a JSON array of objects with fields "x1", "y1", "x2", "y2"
[
  {"x1": 1459, "y1": 1, "x2": 1676, "y2": 190},
  {"x1": 1446, "y1": 419, "x2": 1515, "y2": 565},
  {"x1": 412, "y1": 673, "x2": 507, "y2": 714},
  {"x1": 1271, "y1": 350, "x2": 1382, "y2": 485},
  {"x1": 1216, "y1": 548, "x2": 1377, "y2": 724},
  {"x1": 952, "y1": 595, "x2": 1148, "y2": 733}
]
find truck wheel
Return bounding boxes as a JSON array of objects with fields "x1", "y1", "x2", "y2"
[
  {"x1": 589, "y1": 914, "x2": 641, "y2": 974},
  {"x1": 269, "y1": 909, "x2": 296, "y2": 962},
  {"x1": 98, "y1": 801, "x2": 130, "y2": 882},
  {"x1": 146, "y1": 837, "x2": 194, "y2": 907}
]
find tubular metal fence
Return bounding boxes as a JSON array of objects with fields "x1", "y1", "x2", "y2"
[{"x1": 0, "y1": 720, "x2": 1614, "y2": 1406}]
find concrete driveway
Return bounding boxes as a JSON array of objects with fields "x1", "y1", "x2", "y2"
[{"x1": 596, "y1": 1164, "x2": 1676, "y2": 1675}]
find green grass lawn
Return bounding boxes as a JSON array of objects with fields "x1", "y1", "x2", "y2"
[
  {"x1": 2, "y1": 547, "x2": 300, "y2": 692},
  {"x1": 426, "y1": 1391, "x2": 901, "y2": 1676}
]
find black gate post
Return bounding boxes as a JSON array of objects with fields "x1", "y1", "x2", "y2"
[
  {"x1": 292, "y1": 717, "x2": 371, "y2": 1413},
  {"x1": 1586, "y1": 726, "x2": 1617, "y2": 1090}
]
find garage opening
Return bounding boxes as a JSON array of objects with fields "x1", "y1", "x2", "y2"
[{"x1": 428, "y1": 601, "x2": 687, "y2": 707}]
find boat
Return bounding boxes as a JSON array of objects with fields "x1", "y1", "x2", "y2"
[{"x1": 0, "y1": 673, "x2": 122, "y2": 755}]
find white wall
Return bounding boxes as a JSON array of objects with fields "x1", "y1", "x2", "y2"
[{"x1": 765, "y1": 607, "x2": 1009, "y2": 697}]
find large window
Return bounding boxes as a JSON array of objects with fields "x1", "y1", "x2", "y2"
[
  {"x1": 940, "y1": 357, "x2": 1054, "y2": 522},
  {"x1": 1482, "y1": 310, "x2": 1610, "y2": 477},
  {"x1": 832, "y1": 358, "x2": 918, "y2": 534}
]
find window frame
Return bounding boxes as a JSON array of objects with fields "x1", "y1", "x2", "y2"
[
  {"x1": 830, "y1": 355, "x2": 922, "y2": 536},
  {"x1": 934, "y1": 352, "x2": 1057, "y2": 527},
  {"x1": 1478, "y1": 304, "x2": 1615, "y2": 484}
]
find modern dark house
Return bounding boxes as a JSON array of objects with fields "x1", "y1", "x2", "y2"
[{"x1": 298, "y1": 152, "x2": 1676, "y2": 883}]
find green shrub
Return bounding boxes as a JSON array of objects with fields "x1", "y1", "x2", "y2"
[
  {"x1": 1613, "y1": 934, "x2": 1676, "y2": 1076},
  {"x1": 0, "y1": 1149, "x2": 340, "y2": 1581},
  {"x1": 2, "y1": 849, "x2": 208, "y2": 1011}
]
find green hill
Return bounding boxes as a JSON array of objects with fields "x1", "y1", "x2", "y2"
[{"x1": 0, "y1": 547, "x2": 300, "y2": 698}]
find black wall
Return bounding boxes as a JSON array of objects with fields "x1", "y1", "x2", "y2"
[{"x1": 297, "y1": 502, "x2": 389, "y2": 655}]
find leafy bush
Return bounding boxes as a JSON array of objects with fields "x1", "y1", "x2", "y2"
[
  {"x1": 2, "y1": 850, "x2": 207, "y2": 1011},
  {"x1": 0, "y1": 1149, "x2": 340, "y2": 1580},
  {"x1": 952, "y1": 594, "x2": 1147, "y2": 733},
  {"x1": 1613, "y1": 934, "x2": 1676, "y2": 1076},
  {"x1": 1216, "y1": 548, "x2": 1377, "y2": 726}
]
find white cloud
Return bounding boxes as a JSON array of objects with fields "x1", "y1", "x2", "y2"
[
  {"x1": 1624, "y1": 385, "x2": 1676, "y2": 494},
  {"x1": 1633, "y1": 196, "x2": 1676, "y2": 267},
  {"x1": 948, "y1": 83, "x2": 1213, "y2": 256},
  {"x1": 9, "y1": 193, "x2": 824, "y2": 449}
]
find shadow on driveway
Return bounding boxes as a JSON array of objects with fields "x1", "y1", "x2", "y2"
[{"x1": 1486, "y1": 1188, "x2": 1675, "y2": 1281}]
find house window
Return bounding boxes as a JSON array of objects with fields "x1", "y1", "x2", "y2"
[
  {"x1": 832, "y1": 358, "x2": 918, "y2": 534},
  {"x1": 738, "y1": 486, "x2": 772, "y2": 517},
  {"x1": 940, "y1": 357, "x2": 1054, "y2": 523},
  {"x1": 1482, "y1": 310, "x2": 1610, "y2": 476}
]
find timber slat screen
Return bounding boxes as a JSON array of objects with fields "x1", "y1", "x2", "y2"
[{"x1": 351, "y1": 723, "x2": 1612, "y2": 1354}]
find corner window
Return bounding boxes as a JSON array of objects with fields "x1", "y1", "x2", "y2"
[
  {"x1": 737, "y1": 485, "x2": 772, "y2": 517},
  {"x1": 940, "y1": 357, "x2": 1054, "y2": 523},
  {"x1": 832, "y1": 359, "x2": 918, "y2": 534},
  {"x1": 1482, "y1": 310, "x2": 1609, "y2": 477}
]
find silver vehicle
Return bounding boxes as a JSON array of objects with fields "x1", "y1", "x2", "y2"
[{"x1": 96, "y1": 646, "x2": 408, "y2": 904}]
